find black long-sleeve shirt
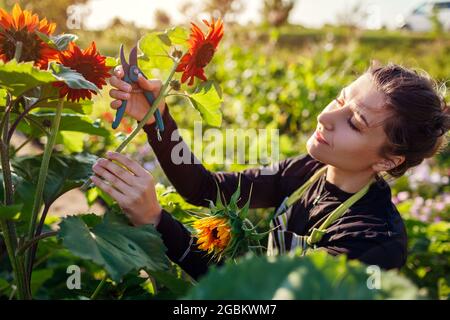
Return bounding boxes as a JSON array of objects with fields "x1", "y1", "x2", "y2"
[{"x1": 143, "y1": 106, "x2": 408, "y2": 280}]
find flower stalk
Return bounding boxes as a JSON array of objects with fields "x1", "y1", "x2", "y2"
[{"x1": 24, "y1": 98, "x2": 65, "y2": 275}]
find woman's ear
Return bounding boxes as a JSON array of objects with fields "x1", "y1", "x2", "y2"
[{"x1": 372, "y1": 155, "x2": 405, "y2": 172}]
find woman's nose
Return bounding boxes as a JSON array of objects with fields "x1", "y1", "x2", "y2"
[{"x1": 317, "y1": 111, "x2": 334, "y2": 131}]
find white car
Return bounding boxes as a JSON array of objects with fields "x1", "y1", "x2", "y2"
[{"x1": 396, "y1": 1, "x2": 450, "y2": 32}]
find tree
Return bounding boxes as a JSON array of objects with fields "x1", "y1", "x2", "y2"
[
  {"x1": 178, "y1": 0, "x2": 244, "y2": 24},
  {"x1": 154, "y1": 9, "x2": 172, "y2": 29},
  {"x1": 335, "y1": 2, "x2": 368, "y2": 29},
  {"x1": 202, "y1": 0, "x2": 244, "y2": 22},
  {"x1": 262, "y1": 0, "x2": 297, "y2": 27}
]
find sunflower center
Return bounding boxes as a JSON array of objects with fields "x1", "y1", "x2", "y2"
[
  {"x1": 1, "y1": 28, "x2": 43, "y2": 62},
  {"x1": 211, "y1": 227, "x2": 219, "y2": 240},
  {"x1": 76, "y1": 62, "x2": 95, "y2": 80},
  {"x1": 195, "y1": 43, "x2": 215, "y2": 68}
]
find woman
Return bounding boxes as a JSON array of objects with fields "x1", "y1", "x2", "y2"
[{"x1": 91, "y1": 63, "x2": 450, "y2": 280}]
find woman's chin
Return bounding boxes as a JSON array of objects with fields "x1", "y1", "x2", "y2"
[{"x1": 306, "y1": 136, "x2": 328, "y2": 163}]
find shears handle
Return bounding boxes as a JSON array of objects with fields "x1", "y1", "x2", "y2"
[
  {"x1": 112, "y1": 99, "x2": 127, "y2": 129},
  {"x1": 112, "y1": 73, "x2": 131, "y2": 129}
]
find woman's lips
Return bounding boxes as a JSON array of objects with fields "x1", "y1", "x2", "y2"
[{"x1": 314, "y1": 130, "x2": 330, "y2": 145}]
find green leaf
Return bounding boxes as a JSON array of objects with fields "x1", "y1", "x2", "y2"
[
  {"x1": 22, "y1": 112, "x2": 110, "y2": 138},
  {"x1": 58, "y1": 209, "x2": 169, "y2": 282},
  {"x1": 49, "y1": 62, "x2": 99, "y2": 92},
  {"x1": 0, "y1": 203, "x2": 23, "y2": 220},
  {"x1": 188, "y1": 81, "x2": 223, "y2": 127},
  {"x1": 0, "y1": 60, "x2": 56, "y2": 97},
  {"x1": 138, "y1": 32, "x2": 173, "y2": 77},
  {"x1": 149, "y1": 268, "x2": 193, "y2": 297},
  {"x1": 32, "y1": 85, "x2": 94, "y2": 114},
  {"x1": 106, "y1": 56, "x2": 119, "y2": 68},
  {"x1": 57, "y1": 131, "x2": 85, "y2": 153},
  {"x1": 10, "y1": 153, "x2": 98, "y2": 207},
  {"x1": 165, "y1": 26, "x2": 189, "y2": 49},
  {"x1": 36, "y1": 31, "x2": 78, "y2": 51},
  {"x1": 0, "y1": 88, "x2": 6, "y2": 106},
  {"x1": 30, "y1": 269, "x2": 54, "y2": 296},
  {"x1": 184, "y1": 251, "x2": 423, "y2": 300}
]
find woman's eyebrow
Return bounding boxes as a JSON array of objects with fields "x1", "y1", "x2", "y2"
[{"x1": 342, "y1": 88, "x2": 370, "y2": 128}]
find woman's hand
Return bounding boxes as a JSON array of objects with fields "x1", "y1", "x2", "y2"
[
  {"x1": 109, "y1": 65, "x2": 165, "y2": 125},
  {"x1": 91, "y1": 151, "x2": 162, "y2": 227}
]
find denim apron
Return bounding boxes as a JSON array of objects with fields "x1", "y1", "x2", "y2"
[{"x1": 267, "y1": 166, "x2": 374, "y2": 256}]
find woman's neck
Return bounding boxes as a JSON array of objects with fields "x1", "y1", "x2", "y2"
[{"x1": 325, "y1": 165, "x2": 375, "y2": 194}]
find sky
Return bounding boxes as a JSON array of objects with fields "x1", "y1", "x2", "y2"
[{"x1": 80, "y1": 0, "x2": 426, "y2": 30}]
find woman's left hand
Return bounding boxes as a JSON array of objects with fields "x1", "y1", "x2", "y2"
[{"x1": 90, "y1": 151, "x2": 162, "y2": 227}]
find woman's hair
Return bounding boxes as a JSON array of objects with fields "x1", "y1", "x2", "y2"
[{"x1": 368, "y1": 62, "x2": 450, "y2": 178}]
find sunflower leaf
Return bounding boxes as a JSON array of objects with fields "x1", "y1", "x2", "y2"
[
  {"x1": 0, "y1": 60, "x2": 56, "y2": 97},
  {"x1": 165, "y1": 26, "x2": 189, "y2": 50},
  {"x1": 138, "y1": 32, "x2": 173, "y2": 78},
  {"x1": 187, "y1": 81, "x2": 223, "y2": 127},
  {"x1": 49, "y1": 62, "x2": 99, "y2": 92},
  {"x1": 58, "y1": 209, "x2": 170, "y2": 282},
  {"x1": 10, "y1": 153, "x2": 98, "y2": 207},
  {"x1": 0, "y1": 88, "x2": 7, "y2": 106},
  {"x1": 106, "y1": 56, "x2": 119, "y2": 68},
  {"x1": 184, "y1": 251, "x2": 423, "y2": 299},
  {"x1": 0, "y1": 203, "x2": 23, "y2": 220},
  {"x1": 21, "y1": 112, "x2": 110, "y2": 138},
  {"x1": 36, "y1": 32, "x2": 78, "y2": 51}
]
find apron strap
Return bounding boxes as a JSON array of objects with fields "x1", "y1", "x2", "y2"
[
  {"x1": 286, "y1": 165, "x2": 328, "y2": 207},
  {"x1": 269, "y1": 164, "x2": 375, "y2": 252},
  {"x1": 306, "y1": 177, "x2": 374, "y2": 246}
]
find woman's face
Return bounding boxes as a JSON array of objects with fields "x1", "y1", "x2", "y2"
[{"x1": 307, "y1": 72, "x2": 394, "y2": 174}]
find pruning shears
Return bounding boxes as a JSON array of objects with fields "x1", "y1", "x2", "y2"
[{"x1": 113, "y1": 44, "x2": 164, "y2": 141}]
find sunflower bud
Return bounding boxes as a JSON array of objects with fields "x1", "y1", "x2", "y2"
[
  {"x1": 171, "y1": 48, "x2": 183, "y2": 59},
  {"x1": 170, "y1": 79, "x2": 181, "y2": 91},
  {"x1": 42, "y1": 119, "x2": 52, "y2": 128}
]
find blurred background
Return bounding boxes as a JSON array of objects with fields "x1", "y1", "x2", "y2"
[
  {"x1": 3, "y1": 0, "x2": 449, "y2": 250},
  {"x1": 1, "y1": 0, "x2": 448, "y2": 298}
]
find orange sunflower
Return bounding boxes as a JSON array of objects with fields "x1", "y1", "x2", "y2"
[
  {"x1": 176, "y1": 18, "x2": 224, "y2": 86},
  {"x1": 0, "y1": 3, "x2": 58, "y2": 69},
  {"x1": 194, "y1": 216, "x2": 231, "y2": 255},
  {"x1": 54, "y1": 42, "x2": 111, "y2": 102}
]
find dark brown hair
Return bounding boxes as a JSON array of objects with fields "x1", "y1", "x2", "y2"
[{"x1": 368, "y1": 62, "x2": 450, "y2": 178}]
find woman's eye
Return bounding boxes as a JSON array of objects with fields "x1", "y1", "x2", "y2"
[
  {"x1": 347, "y1": 117, "x2": 360, "y2": 132},
  {"x1": 335, "y1": 98, "x2": 344, "y2": 106}
]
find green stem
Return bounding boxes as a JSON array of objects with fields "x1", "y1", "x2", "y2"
[
  {"x1": 24, "y1": 98, "x2": 64, "y2": 286},
  {"x1": 0, "y1": 99, "x2": 29, "y2": 299},
  {"x1": 14, "y1": 41, "x2": 23, "y2": 62},
  {"x1": 90, "y1": 276, "x2": 108, "y2": 300},
  {"x1": 79, "y1": 60, "x2": 180, "y2": 192},
  {"x1": 17, "y1": 231, "x2": 57, "y2": 256}
]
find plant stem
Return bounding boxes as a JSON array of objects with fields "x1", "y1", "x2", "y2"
[
  {"x1": 24, "y1": 98, "x2": 64, "y2": 286},
  {"x1": 17, "y1": 231, "x2": 57, "y2": 256},
  {"x1": 79, "y1": 60, "x2": 180, "y2": 192},
  {"x1": 90, "y1": 276, "x2": 108, "y2": 300},
  {"x1": 14, "y1": 41, "x2": 23, "y2": 62},
  {"x1": 26, "y1": 204, "x2": 51, "y2": 279},
  {"x1": 0, "y1": 99, "x2": 28, "y2": 299}
]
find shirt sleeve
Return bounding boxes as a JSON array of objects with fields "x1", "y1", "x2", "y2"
[
  {"x1": 155, "y1": 209, "x2": 221, "y2": 280},
  {"x1": 142, "y1": 105, "x2": 289, "y2": 209}
]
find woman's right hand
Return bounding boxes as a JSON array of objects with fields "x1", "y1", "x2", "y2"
[{"x1": 109, "y1": 65, "x2": 166, "y2": 125}]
